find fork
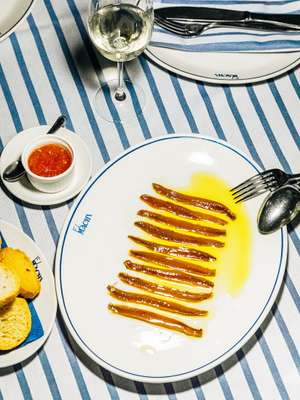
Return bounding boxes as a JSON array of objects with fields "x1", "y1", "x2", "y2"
[
  {"x1": 154, "y1": 15, "x2": 217, "y2": 36},
  {"x1": 154, "y1": 15, "x2": 300, "y2": 37},
  {"x1": 230, "y1": 169, "x2": 300, "y2": 203}
]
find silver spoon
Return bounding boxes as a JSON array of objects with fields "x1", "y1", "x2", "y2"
[
  {"x1": 2, "y1": 115, "x2": 67, "y2": 183},
  {"x1": 257, "y1": 184, "x2": 300, "y2": 234}
]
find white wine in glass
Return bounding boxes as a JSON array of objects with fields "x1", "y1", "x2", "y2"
[{"x1": 87, "y1": 0, "x2": 154, "y2": 122}]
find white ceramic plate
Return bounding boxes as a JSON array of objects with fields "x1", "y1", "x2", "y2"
[
  {"x1": 0, "y1": 126, "x2": 93, "y2": 206},
  {"x1": 55, "y1": 134, "x2": 287, "y2": 383},
  {"x1": 0, "y1": 219, "x2": 57, "y2": 368},
  {"x1": 145, "y1": 45, "x2": 300, "y2": 84},
  {"x1": 0, "y1": 1, "x2": 36, "y2": 42}
]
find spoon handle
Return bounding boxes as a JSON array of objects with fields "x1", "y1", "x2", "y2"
[{"x1": 47, "y1": 115, "x2": 66, "y2": 134}]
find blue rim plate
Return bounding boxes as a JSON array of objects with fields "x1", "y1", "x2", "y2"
[{"x1": 55, "y1": 134, "x2": 287, "y2": 383}]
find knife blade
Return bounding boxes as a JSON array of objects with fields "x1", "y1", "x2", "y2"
[{"x1": 155, "y1": 6, "x2": 300, "y2": 30}]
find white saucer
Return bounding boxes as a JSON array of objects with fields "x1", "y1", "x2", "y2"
[{"x1": 0, "y1": 126, "x2": 92, "y2": 206}]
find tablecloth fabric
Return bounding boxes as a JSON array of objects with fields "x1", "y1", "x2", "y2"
[
  {"x1": 152, "y1": 0, "x2": 300, "y2": 52},
  {"x1": 0, "y1": 0, "x2": 299, "y2": 399}
]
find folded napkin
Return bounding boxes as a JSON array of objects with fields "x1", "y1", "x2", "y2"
[
  {"x1": 0, "y1": 232, "x2": 44, "y2": 348},
  {"x1": 151, "y1": 0, "x2": 300, "y2": 52}
]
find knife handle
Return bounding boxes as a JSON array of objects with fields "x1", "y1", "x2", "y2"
[
  {"x1": 213, "y1": 20, "x2": 300, "y2": 33},
  {"x1": 156, "y1": 7, "x2": 300, "y2": 30},
  {"x1": 250, "y1": 12, "x2": 300, "y2": 29}
]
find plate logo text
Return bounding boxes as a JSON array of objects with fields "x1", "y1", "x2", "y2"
[{"x1": 73, "y1": 213, "x2": 93, "y2": 236}]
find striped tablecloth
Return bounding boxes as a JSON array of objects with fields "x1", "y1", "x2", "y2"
[{"x1": 0, "y1": 1, "x2": 299, "y2": 399}]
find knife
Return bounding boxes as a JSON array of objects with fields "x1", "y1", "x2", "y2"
[{"x1": 155, "y1": 6, "x2": 300, "y2": 31}]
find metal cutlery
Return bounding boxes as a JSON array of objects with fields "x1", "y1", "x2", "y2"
[
  {"x1": 154, "y1": 15, "x2": 240, "y2": 36},
  {"x1": 155, "y1": 6, "x2": 300, "y2": 29},
  {"x1": 154, "y1": 15, "x2": 298, "y2": 37},
  {"x1": 257, "y1": 182, "x2": 300, "y2": 233},
  {"x1": 230, "y1": 168, "x2": 300, "y2": 203},
  {"x1": 154, "y1": 7, "x2": 300, "y2": 36}
]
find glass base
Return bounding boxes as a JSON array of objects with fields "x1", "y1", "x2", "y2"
[{"x1": 94, "y1": 79, "x2": 146, "y2": 123}]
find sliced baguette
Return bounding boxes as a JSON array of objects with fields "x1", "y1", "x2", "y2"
[
  {"x1": 0, "y1": 297, "x2": 31, "y2": 350},
  {"x1": 0, "y1": 263, "x2": 20, "y2": 307},
  {"x1": 0, "y1": 248, "x2": 40, "y2": 299}
]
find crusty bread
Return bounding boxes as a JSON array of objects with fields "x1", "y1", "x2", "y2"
[
  {"x1": 0, "y1": 248, "x2": 40, "y2": 299},
  {"x1": 0, "y1": 297, "x2": 31, "y2": 350},
  {"x1": 0, "y1": 263, "x2": 20, "y2": 307}
]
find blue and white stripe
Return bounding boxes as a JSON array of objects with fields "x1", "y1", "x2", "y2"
[
  {"x1": 0, "y1": 0, "x2": 299, "y2": 399},
  {"x1": 152, "y1": 0, "x2": 300, "y2": 52}
]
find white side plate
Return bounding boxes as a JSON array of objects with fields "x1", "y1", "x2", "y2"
[
  {"x1": 0, "y1": 1, "x2": 36, "y2": 42},
  {"x1": 145, "y1": 46, "x2": 300, "y2": 84},
  {"x1": 0, "y1": 219, "x2": 57, "y2": 368}
]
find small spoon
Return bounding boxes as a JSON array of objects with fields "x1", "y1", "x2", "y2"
[
  {"x1": 257, "y1": 184, "x2": 300, "y2": 234},
  {"x1": 2, "y1": 115, "x2": 67, "y2": 183}
]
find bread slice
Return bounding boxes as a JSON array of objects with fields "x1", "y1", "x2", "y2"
[
  {"x1": 0, "y1": 248, "x2": 40, "y2": 299},
  {"x1": 0, "y1": 297, "x2": 32, "y2": 350},
  {"x1": 0, "y1": 263, "x2": 20, "y2": 307}
]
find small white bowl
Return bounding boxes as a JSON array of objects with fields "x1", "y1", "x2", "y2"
[{"x1": 22, "y1": 135, "x2": 75, "y2": 193}]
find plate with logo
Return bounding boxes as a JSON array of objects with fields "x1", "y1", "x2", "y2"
[
  {"x1": 0, "y1": 126, "x2": 92, "y2": 206},
  {"x1": 0, "y1": 219, "x2": 57, "y2": 368},
  {"x1": 145, "y1": 46, "x2": 300, "y2": 84},
  {"x1": 55, "y1": 134, "x2": 287, "y2": 383}
]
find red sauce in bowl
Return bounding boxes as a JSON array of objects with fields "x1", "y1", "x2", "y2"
[{"x1": 28, "y1": 143, "x2": 73, "y2": 177}]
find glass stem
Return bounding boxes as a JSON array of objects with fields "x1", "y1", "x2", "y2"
[{"x1": 115, "y1": 62, "x2": 126, "y2": 101}]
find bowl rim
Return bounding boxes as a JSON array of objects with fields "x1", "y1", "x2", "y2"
[{"x1": 22, "y1": 134, "x2": 75, "y2": 182}]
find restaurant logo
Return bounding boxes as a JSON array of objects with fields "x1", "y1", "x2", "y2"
[
  {"x1": 214, "y1": 72, "x2": 239, "y2": 80},
  {"x1": 73, "y1": 214, "x2": 93, "y2": 235},
  {"x1": 32, "y1": 256, "x2": 43, "y2": 281}
]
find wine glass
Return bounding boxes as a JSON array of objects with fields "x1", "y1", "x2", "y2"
[{"x1": 87, "y1": 0, "x2": 154, "y2": 123}]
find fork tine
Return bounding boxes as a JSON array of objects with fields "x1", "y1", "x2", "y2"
[
  {"x1": 231, "y1": 177, "x2": 277, "y2": 200},
  {"x1": 154, "y1": 20, "x2": 183, "y2": 35},
  {"x1": 155, "y1": 16, "x2": 185, "y2": 31},
  {"x1": 154, "y1": 16, "x2": 190, "y2": 36},
  {"x1": 231, "y1": 178, "x2": 264, "y2": 197},
  {"x1": 230, "y1": 170, "x2": 275, "y2": 194},
  {"x1": 232, "y1": 177, "x2": 278, "y2": 199},
  {"x1": 162, "y1": 18, "x2": 187, "y2": 31},
  {"x1": 235, "y1": 187, "x2": 270, "y2": 203},
  {"x1": 230, "y1": 173, "x2": 263, "y2": 193}
]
